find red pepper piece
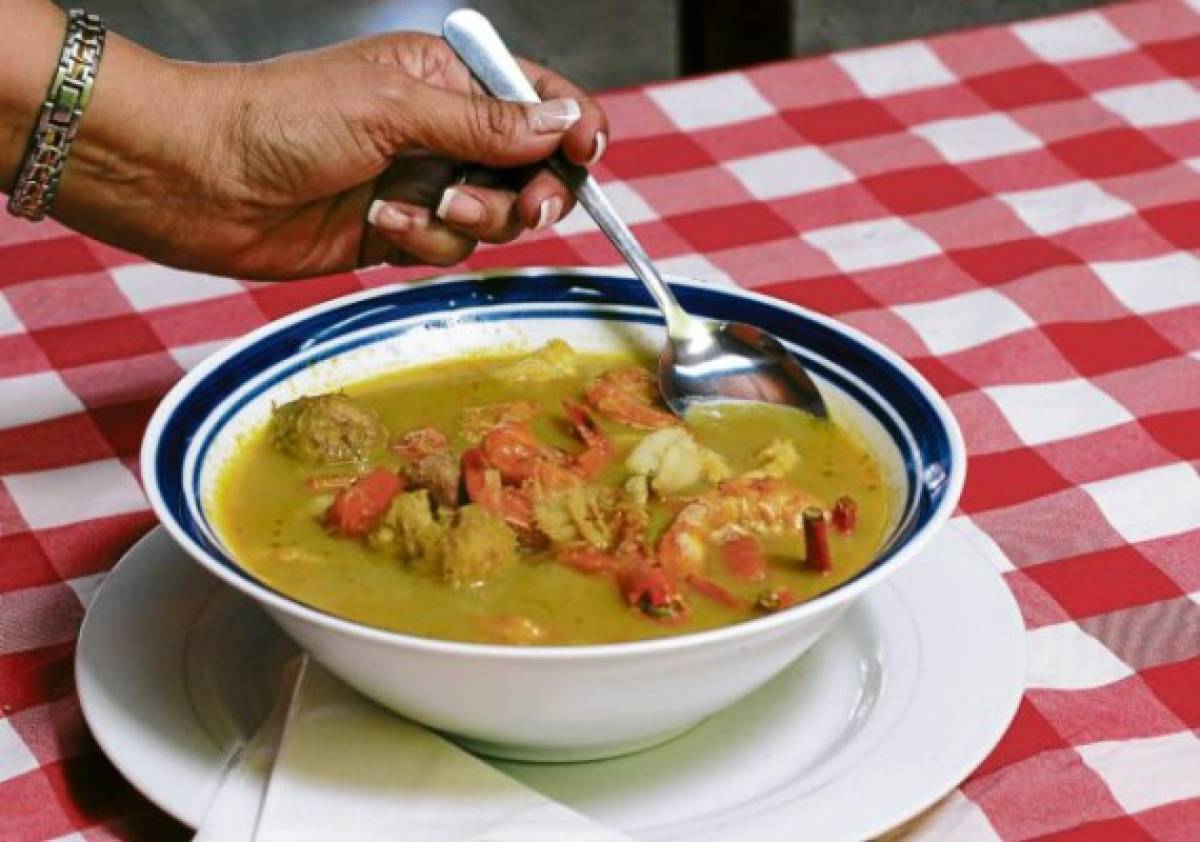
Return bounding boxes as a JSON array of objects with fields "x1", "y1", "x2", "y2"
[
  {"x1": 618, "y1": 562, "x2": 688, "y2": 621},
  {"x1": 804, "y1": 507, "x2": 831, "y2": 573},
  {"x1": 462, "y1": 448, "x2": 493, "y2": 505},
  {"x1": 832, "y1": 496, "x2": 858, "y2": 533},
  {"x1": 562, "y1": 399, "x2": 613, "y2": 478},
  {"x1": 687, "y1": 575, "x2": 744, "y2": 609},
  {"x1": 721, "y1": 535, "x2": 768, "y2": 582},
  {"x1": 325, "y1": 468, "x2": 402, "y2": 537}
]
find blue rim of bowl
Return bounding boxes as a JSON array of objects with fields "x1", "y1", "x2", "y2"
[{"x1": 141, "y1": 268, "x2": 965, "y2": 657}]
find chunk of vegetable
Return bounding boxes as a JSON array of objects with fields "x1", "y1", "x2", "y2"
[
  {"x1": 623, "y1": 474, "x2": 649, "y2": 507},
  {"x1": 490, "y1": 339, "x2": 578, "y2": 383},
  {"x1": 755, "y1": 586, "x2": 795, "y2": 613},
  {"x1": 833, "y1": 496, "x2": 858, "y2": 533},
  {"x1": 373, "y1": 489, "x2": 444, "y2": 566},
  {"x1": 804, "y1": 507, "x2": 831, "y2": 573},
  {"x1": 325, "y1": 468, "x2": 403, "y2": 537},
  {"x1": 534, "y1": 484, "x2": 620, "y2": 548},
  {"x1": 625, "y1": 428, "x2": 730, "y2": 495},
  {"x1": 744, "y1": 438, "x2": 800, "y2": 479},
  {"x1": 618, "y1": 562, "x2": 688, "y2": 621},
  {"x1": 271, "y1": 394, "x2": 386, "y2": 465}
]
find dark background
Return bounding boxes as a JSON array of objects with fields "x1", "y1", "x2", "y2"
[{"x1": 57, "y1": 0, "x2": 1109, "y2": 91}]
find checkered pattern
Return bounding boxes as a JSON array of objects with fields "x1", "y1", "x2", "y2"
[{"x1": 2, "y1": 1, "x2": 1199, "y2": 839}]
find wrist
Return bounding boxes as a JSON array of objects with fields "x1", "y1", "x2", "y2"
[
  {"x1": 0, "y1": 1, "x2": 68, "y2": 190},
  {"x1": 49, "y1": 39, "x2": 249, "y2": 263}
]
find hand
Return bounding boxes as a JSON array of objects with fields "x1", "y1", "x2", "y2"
[{"x1": 45, "y1": 27, "x2": 607, "y2": 279}]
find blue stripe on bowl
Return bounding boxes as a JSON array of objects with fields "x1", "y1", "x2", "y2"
[{"x1": 153, "y1": 271, "x2": 955, "y2": 620}]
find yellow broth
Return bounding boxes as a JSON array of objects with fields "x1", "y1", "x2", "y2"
[{"x1": 211, "y1": 351, "x2": 890, "y2": 644}]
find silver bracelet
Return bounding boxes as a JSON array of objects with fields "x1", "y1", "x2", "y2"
[{"x1": 7, "y1": 10, "x2": 106, "y2": 222}]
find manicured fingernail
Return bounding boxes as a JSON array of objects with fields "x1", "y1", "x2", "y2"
[
  {"x1": 529, "y1": 98, "x2": 582, "y2": 134},
  {"x1": 587, "y1": 131, "x2": 607, "y2": 166},
  {"x1": 436, "y1": 187, "x2": 486, "y2": 226},
  {"x1": 535, "y1": 196, "x2": 563, "y2": 230},
  {"x1": 367, "y1": 200, "x2": 412, "y2": 233}
]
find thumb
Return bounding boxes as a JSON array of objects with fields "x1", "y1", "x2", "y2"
[{"x1": 395, "y1": 82, "x2": 581, "y2": 168}]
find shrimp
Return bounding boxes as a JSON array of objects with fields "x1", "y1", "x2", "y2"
[
  {"x1": 460, "y1": 401, "x2": 539, "y2": 444},
  {"x1": 585, "y1": 368, "x2": 680, "y2": 430},
  {"x1": 462, "y1": 448, "x2": 536, "y2": 534},
  {"x1": 466, "y1": 403, "x2": 623, "y2": 546},
  {"x1": 562, "y1": 400, "x2": 613, "y2": 478},
  {"x1": 481, "y1": 423, "x2": 563, "y2": 484},
  {"x1": 479, "y1": 402, "x2": 611, "y2": 485},
  {"x1": 658, "y1": 477, "x2": 823, "y2": 578}
]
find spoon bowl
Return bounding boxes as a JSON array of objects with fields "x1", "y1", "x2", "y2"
[
  {"x1": 662, "y1": 318, "x2": 828, "y2": 418},
  {"x1": 443, "y1": 9, "x2": 829, "y2": 419}
]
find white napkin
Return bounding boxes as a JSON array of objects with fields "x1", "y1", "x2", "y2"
[{"x1": 195, "y1": 656, "x2": 633, "y2": 842}]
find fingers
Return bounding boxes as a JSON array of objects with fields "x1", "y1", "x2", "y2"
[
  {"x1": 518, "y1": 58, "x2": 609, "y2": 167},
  {"x1": 364, "y1": 200, "x2": 476, "y2": 267},
  {"x1": 396, "y1": 80, "x2": 583, "y2": 169},
  {"x1": 513, "y1": 169, "x2": 576, "y2": 231},
  {"x1": 433, "y1": 183, "x2": 525, "y2": 244}
]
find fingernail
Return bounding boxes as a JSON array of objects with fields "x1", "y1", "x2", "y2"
[
  {"x1": 586, "y1": 131, "x2": 607, "y2": 166},
  {"x1": 535, "y1": 196, "x2": 563, "y2": 230},
  {"x1": 436, "y1": 187, "x2": 486, "y2": 226},
  {"x1": 367, "y1": 200, "x2": 413, "y2": 233},
  {"x1": 529, "y1": 98, "x2": 582, "y2": 134}
]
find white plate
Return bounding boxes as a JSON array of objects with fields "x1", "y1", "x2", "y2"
[{"x1": 77, "y1": 523, "x2": 1024, "y2": 841}]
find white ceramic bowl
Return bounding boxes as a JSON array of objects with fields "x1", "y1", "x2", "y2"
[{"x1": 141, "y1": 268, "x2": 964, "y2": 762}]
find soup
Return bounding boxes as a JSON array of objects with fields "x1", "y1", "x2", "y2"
[{"x1": 211, "y1": 341, "x2": 890, "y2": 645}]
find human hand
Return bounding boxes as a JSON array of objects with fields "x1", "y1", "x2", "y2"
[{"x1": 47, "y1": 27, "x2": 607, "y2": 279}]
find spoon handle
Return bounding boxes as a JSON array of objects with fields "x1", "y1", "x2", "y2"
[{"x1": 443, "y1": 9, "x2": 697, "y2": 341}]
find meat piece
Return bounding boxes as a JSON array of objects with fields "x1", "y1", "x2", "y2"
[
  {"x1": 437, "y1": 504, "x2": 518, "y2": 589},
  {"x1": 404, "y1": 452, "x2": 462, "y2": 508},
  {"x1": 626, "y1": 428, "x2": 730, "y2": 495},
  {"x1": 271, "y1": 393, "x2": 386, "y2": 465},
  {"x1": 393, "y1": 427, "x2": 449, "y2": 461}
]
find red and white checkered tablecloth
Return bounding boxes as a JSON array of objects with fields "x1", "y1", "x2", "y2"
[{"x1": 3, "y1": 0, "x2": 1200, "y2": 838}]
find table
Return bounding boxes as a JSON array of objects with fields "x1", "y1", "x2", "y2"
[{"x1": 3, "y1": 1, "x2": 1199, "y2": 838}]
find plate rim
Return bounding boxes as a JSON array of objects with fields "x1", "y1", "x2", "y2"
[{"x1": 76, "y1": 521, "x2": 1025, "y2": 838}]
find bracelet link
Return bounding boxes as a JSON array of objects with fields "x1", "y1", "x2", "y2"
[{"x1": 7, "y1": 9, "x2": 106, "y2": 222}]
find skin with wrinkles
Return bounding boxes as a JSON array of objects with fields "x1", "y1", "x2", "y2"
[{"x1": 0, "y1": 1, "x2": 608, "y2": 278}]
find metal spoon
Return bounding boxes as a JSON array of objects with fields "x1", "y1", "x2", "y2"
[{"x1": 443, "y1": 9, "x2": 828, "y2": 419}]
